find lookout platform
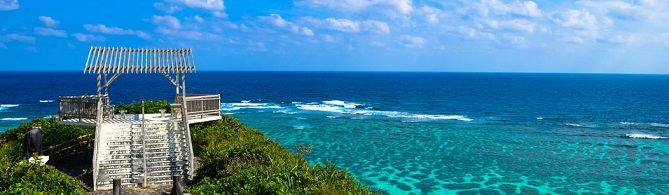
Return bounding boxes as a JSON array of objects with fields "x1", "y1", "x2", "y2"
[{"x1": 57, "y1": 47, "x2": 220, "y2": 191}]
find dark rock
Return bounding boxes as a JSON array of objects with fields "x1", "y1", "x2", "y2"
[
  {"x1": 396, "y1": 183, "x2": 413, "y2": 191},
  {"x1": 479, "y1": 188, "x2": 502, "y2": 195},
  {"x1": 502, "y1": 176, "x2": 523, "y2": 183},
  {"x1": 499, "y1": 184, "x2": 517, "y2": 194},
  {"x1": 443, "y1": 183, "x2": 482, "y2": 190},
  {"x1": 521, "y1": 186, "x2": 540, "y2": 195},
  {"x1": 451, "y1": 177, "x2": 465, "y2": 183},
  {"x1": 457, "y1": 190, "x2": 479, "y2": 195},
  {"x1": 554, "y1": 187, "x2": 577, "y2": 195},
  {"x1": 471, "y1": 177, "x2": 485, "y2": 182},
  {"x1": 414, "y1": 178, "x2": 439, "y2": 193},
  {"x1": 527, "y1": 181, "x2": 543, "y2": 186},
  {"x1": 396, "y1": 171, "x2": 409, "y2": 177},
  {"x1": 484, "y1": 178, "x2": 501, "y2": 185},
  {"x1": 409, "y1": 174, "x2": 428, "y2": 180}
]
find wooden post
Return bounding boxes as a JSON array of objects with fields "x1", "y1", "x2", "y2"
[
  {"x1": 112, "y1": 178, "x2": 121, "y2": 195},
  {"x1": 171, "y1": 174, "x2": 183, "y2": 195}
]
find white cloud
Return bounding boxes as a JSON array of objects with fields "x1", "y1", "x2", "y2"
[
  {"x1": 453, "y1": 25, "x2": 497, "y2": 41},
  {"x1": 599, "y1": 32, "x2": 636, "y2": 44},
  {"x1": 153, "y1": 2, "x2": 183, "y2": 13},
  {"x1": 400, "y1": 34, "x2": 424, "y2": 48},
  {"x1": 420, "y1": 6, "x2": 443, "y2": 24},
  {"x1": 259, "y1": 14, "x2": 314, "y2": 36},
  {"x1": 503, "y1": 34, "x2": 526, "y2": 45},
  {"x1": 178, "y1": 30, "x2": 221, "y2": 40},
  {"x1": 519, "y1": 1, "x2": 542, "y2": 17},
  {"x1": 213, "y1": 11, "x2": 227, "y2": 18},
  {"x1": 151, "y1": 15, "x2": 182, "y2": 29},
  {"x1": 5, "y1": 33, "x2": 35, "y2": 43},
  {"x1": 38, "y1": 16, "x2": 59, "y2": 27},
  {"x1": 193, "y1": 16, "x2": 204, "y2": 23},
  {"x1": 322, "y1": 34, "x2": 336, "y2": 42},
  {"x1": 486, "y1": 19, "x2": 535, "y2": 33},
  {"x1": 72, "y1": 33, "x2": 106, "y2": 42},
  {"x1": 465, "y1": 0, "x2": 542, "y2": 18},
  {"x1": 169, "y1": 0, "x2": 224, "y2": 10},
  {"x1": 304, "y1": 17, "x2": 390, "y2": 34},
  {"x1": 34, "y1": 27, "x2": 67, "y2": 37},
  {"x1": 156, "y1": 0, "x2": 226, "y2": 18},
  {"x1": 552, "y1": 9, "x2": 597, "y2": 29},
  {"x1": 83, "y1": 24, "x2": 150, "y2": 39},
  {"x1": 247, "y1": 41, "x2": 267, "y2": 52},
  {"x1": 296, "y1": 0, "x2": 413, "y2": 14},
  {"x1": 0, "y1": 0, "x2": 19, "y2": 11},
  {"x1": 323, "y1": 18, "x2": 360, "y2": 33},
  {"x1": 150, "y1": 15, "x2": 221, "y2": 40}
]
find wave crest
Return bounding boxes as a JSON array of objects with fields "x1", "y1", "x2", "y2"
[
  {"x1": 1, "y1": 118, "x2": 27, "y2": 121},
  {"x1": 625, "y1": 133, "x2": 667, "y2": 139}
]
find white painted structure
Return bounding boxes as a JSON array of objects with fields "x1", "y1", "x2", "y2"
[{"x1": 58, "y1": 47, "x2": 221, "y2": 191}]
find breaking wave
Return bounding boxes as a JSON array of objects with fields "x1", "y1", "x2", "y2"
[
  {"x1": 620, "y1": 122, "x2": 669, "y2": 128},
  {"x1": 625, "y1": 133, "x2": 667, "y2": 139},
  {"x1": 220, "y1": 101, "x2": 281, "y2": 111},
  {"x1": 220, "y1": 100, "x2": 473, "y2": 122},
  {"x1": 39, "y1": 100, "x2": 54, "y2": 103},
  {"x1": 1, "y1": 118, "x2": 28, "y2": 121},
  {"x1": 294, "y1": 101, "x2": 472, "y2": 122}
]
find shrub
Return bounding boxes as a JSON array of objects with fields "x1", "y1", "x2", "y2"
[
  {"x1": 188, "y1": 115, "x2": 376, "y2": 194},
  {"x1": 0, "y1": 117, "x2": 90, "y2": 194},
  {"x1": 115, "y1": 100, "x2": 171, "y2": 114}
]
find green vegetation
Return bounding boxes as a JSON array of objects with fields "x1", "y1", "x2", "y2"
[
  {"x1": 0, "y1": 101, "x2": 374, "y2": 194},
  {"x1": 0, "y1": 118, "x2": 91, "y2": 194},
  {"x1": 188, "y1": 115, "x2": 376, "y2": 194},
  {"x1": 114, "y1": 100, "x2": 171, "y2": 114}
]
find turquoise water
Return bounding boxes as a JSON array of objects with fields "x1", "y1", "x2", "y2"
[{"x1": 1, "y1": 72, "x2": 669, "y2": 194}]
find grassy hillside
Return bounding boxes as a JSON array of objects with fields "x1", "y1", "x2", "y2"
[
  {"x1": 188, "y1": 115, "x2": 375, "y2": 194},
  {"x1": 0, "y1": 117, "x2": 91, "y2": 194},
  {"x1": 0, "y1": 101, "x2": 375, "y2": 194}
]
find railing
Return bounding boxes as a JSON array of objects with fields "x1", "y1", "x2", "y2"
[
  {"x1": 175, "y1": 94, "x2": 220, "y2": 119},
  {"x1": 59, "y1": 95, "x2": 114, "y2": 121}
]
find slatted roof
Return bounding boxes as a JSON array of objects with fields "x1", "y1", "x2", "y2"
[{"x1": 84, "y1": 46, "x2": 196, "y2": 74}]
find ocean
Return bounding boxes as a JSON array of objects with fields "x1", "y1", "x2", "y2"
[{"x1": 1, "y1": 71, "x2": 668, "y2": 194}]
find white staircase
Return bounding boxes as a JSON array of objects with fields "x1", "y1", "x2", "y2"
[{"x1": 94, "y1": 119, "x2": 191, "y2": 190}]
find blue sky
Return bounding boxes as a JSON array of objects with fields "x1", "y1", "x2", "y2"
[{"x1": 0, "y1": 0, "x2": 668, "y2": 73}]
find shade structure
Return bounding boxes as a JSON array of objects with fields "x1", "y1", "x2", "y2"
[{"x1": 84, "y1": 47, "x2": 196, "y2": 74}]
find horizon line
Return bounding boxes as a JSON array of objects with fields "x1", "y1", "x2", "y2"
[{"x1": 0, "y1": 70, "x2": 668, "y2": 75}]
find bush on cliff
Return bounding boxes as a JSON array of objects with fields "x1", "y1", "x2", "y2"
[
  {"x1": 0, "y1": 118, "x2": 90, "y2": 194},
  {"x1": 188, "y1": 115, "x2": 375, "y2": 194}
]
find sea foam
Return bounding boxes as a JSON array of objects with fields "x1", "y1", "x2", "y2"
[
  {"x1": 625, "y1": 133, "x2": 667, "y2": 139},
  {"x1": 295, "y1": 101, "x2": 472, "y2": 122},
  {"x1": 220, "y1": 101, "x2": 281, "y2": 111},
  {"x1": 1, "y1": 118, "x2": 28, "y2": 121},
  {"x1": 39, "y1": 100, "x2": 54, "y2": 103}
]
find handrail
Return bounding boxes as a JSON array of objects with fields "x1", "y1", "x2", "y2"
[
  {"x1": 174, "y1": 94, "x2": 220, "y2": 118},
  {"x1": 58, "y1": 95, "x2": 114, "y2": 121}
]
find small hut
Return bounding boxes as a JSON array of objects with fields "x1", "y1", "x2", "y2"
[{"x1": 58, "y1": 47, "x2": 221, "y2": 191}]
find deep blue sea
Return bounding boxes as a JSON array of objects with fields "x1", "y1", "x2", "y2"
[{"x1": 1, "y1": 71, "x2": 669, "y2": 194}]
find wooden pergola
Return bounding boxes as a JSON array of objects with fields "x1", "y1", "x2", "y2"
[
  {"x1": 84, "y1": 47, "x2": 196, "y2": 98},
  {"x1": 59, "y1": 46, "x2": 221, "y2": 190}
]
